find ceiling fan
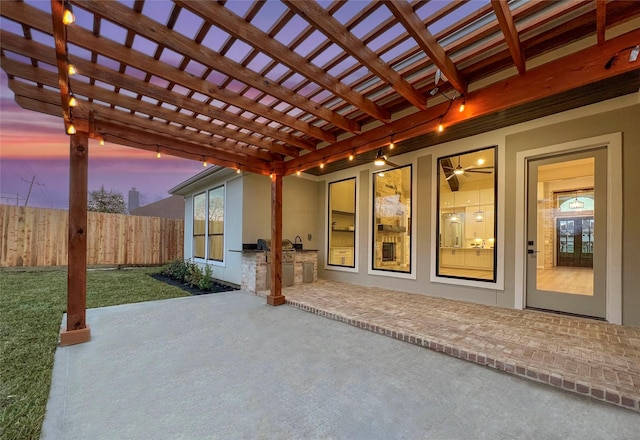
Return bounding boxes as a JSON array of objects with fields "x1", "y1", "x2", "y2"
[
  {"x1": 373, "y1": 149, "x2": 399, "y2": 168},
  {"x1": 443, "y1": 156, "x2": 493, "y2": 180}
]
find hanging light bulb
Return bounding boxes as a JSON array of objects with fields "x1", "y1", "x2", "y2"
[
  {"x1": 62, "y1": 4, "x2": 76, "y2": 26},
  {"x1": 236, "y1": 168, "x2": 241, "y2": 174},
  {"x1": 348, "y1": 153, "x2": 354, "y2": 161},
  {"x1": 389, "y1": 133, "x2": 395, "y2": 150},
  {"x1": 66, "y1": 123, "x2": 76, "y2": 135},
  {"x1": 156, "y1": 148, "x2": 161, "y2": 159},
  {"x1": 62, "y1": 2, "x2": 75, "y2": 25},
  {"x1": 296, "y1": 170, "x2": 301, "y2": 176},
  {"x1": 319, "y1": 162, "x2": 325, "y2": 169},
  {"x1": 459, "y1": 95, "x2": 466, "y2": 113},
  {"x1": 68, "y1": 95, "x2": 77, "y2": 107},
  {"x1": 374, "y1": 149, "x2": 386, "y2": 166},
  {"x1": 99, "y1": 137, "x2": 105, "y2": 146},
  {"x1": 438, "y1": 122, "x2": 444, "y2": 132},
  {"x1": 67, "y1": 64, "x2": 77, "y2": 75},
  {"x1": 202, "y1": 158, "x2": 207, "y2": 167}
]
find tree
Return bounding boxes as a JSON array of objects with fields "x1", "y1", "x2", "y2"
[{"x1": 88, "y1": 186, "x2": 126, "y2": 214}]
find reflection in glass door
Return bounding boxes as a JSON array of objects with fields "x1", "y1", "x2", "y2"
[
  {"x1": 526, "y1": 149, "x2": 606, "y2": 318},
  {"x1": 557, "y1": 217, "x2": 593, "y2": 267}
]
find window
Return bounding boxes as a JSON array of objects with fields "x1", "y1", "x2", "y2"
[
  {"x1": 193, "y1": 192, "x2": 206, "y2": 259},
  {"x1": 192, "y1": 186, "x2": 225, "y2": 262},
  {"x1": 207, "y1": 186, "x2": 224, "y2": 262},
  {"x1": 437, "y1": 146, "x2": 496, "y2": 281},
  {"x1": 328, "y1": 178, "x2": 356, "y2": 267},
  {"x1": 373, "y1": 165, "x2": 411, "y2": 273}
]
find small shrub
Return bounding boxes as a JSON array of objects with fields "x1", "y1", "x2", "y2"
[
  {"x1": 162, "y1": 259, "x2": 190, "y2": 281},
  {"x1": 198, "y1": 264, "x2": 214, "y2": 291},
  {"x1": 184, "y1": 262, "x2": 203, "y2": 287}
]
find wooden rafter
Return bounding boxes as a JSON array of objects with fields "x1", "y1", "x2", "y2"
[
  {"x1": 49, "y1": 0, "x2": 72, "y2": 130},
  {"x1": 384, "y1": 0, "x2": 468, "y2": 95},
  {"x1": 175, "y1": 0, "x2": 390, "y2": 124},
  {"x1": 284, "y1": 0, "x2": 428, "y2": 111},
  {"x1": 596, "y1": 0, "x2": 607, "y2": 45},
  {"x1": 70, "y1": 1, "x2": 328, "y2": 151},
  {"x1": 284, "y1": 29, "x2": 640, "y2": 174},
  {"x1": 0, "y1": 0, "x2": 638, "y2": 177},
  {"x1": 491, "y1": 0, "x2": 526, "y2": 74}
]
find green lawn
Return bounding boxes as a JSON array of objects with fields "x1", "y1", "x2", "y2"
[{"x1": 0, "y1": 267, "x2": 189, "y2": 440}]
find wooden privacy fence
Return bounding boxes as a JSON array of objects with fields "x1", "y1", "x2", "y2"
[{"x1": 0, "y1": 205, "x2": 184, "y2": 267}]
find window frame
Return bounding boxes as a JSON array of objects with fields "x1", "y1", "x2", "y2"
[
  {"x1": 434, "y1": 146, "x2": 498, "y2": 284},
  {"x1": 327, "y1": 177, "x2": 357, "y2": 269},
  {"x1": 192, "y1": 191, "x2": 207, "y2": 260},
  {"x1": 370, "y1": 164, "x2": 414, "y2": 277},
  {"x1": 207, "y1": 185, "x2": 225, "y2": 263}
]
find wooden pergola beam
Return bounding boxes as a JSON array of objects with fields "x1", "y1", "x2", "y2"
[
  {"x1": 385, "y1": 0, "x2": 468, "y2": 95},
  {"x1": 74, "y1": 0, "x2": 348, "y2": 138},
  {"x1": 175, "y1": 0, "x2": 390, "y2": 124},
  {"x1": 596, "y1": 0, "x2": 607, "y2": 45},
  {"x1": 284, "y1": 28, "x2": 640, "y2": 174},
  {"x1": 284, "y1": 0, "x2": 428, "y2": 111},
  {"x1": 49, "y1": 0, "x2": 72, "y2": 131},
  {"x1": 491, "y1": 0, "x2": 526, "y2": 74}
]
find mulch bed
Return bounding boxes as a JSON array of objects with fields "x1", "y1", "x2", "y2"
[{"x1": 150, "y1": 273, "x2": 238, "y2": 296}]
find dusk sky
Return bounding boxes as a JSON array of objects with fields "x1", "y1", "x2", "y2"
[{"x1": 0, "y1": 71, "x2": 203, "y2": 210}]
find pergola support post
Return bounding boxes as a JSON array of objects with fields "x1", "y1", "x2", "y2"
[
  {"x1": 59, "y1": 133, "x2": 91, "y2": 345},
  {"x1": 267, "y1": 173, "x2": 285, "y2": 306}
]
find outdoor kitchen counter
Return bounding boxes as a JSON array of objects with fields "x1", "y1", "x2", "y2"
[{"x1": 233, "y1": 249, "x2": 318, "y2": 293}]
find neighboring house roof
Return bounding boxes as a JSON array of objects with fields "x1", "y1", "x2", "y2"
[
  {"x1": 169, "y1": 166, "x2": 231, "y2": 196},
  {"x1": 130, "y1": 195, "x2": 184, "y2": 219}
]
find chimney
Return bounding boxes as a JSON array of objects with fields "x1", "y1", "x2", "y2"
[{"x1": 128, "y1": 187, "x2": 140, "y2": 212}]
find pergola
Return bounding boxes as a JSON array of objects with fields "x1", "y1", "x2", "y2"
[{"x1": 1, "y1": 0, "x2": 639, "y2": 344}]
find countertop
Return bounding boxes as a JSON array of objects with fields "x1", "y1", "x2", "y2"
[{"x1": 231, "y1": 249, "x2": 319, "y2": 253}]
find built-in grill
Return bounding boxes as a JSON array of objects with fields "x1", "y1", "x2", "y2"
[
  {"x1": 257, "y1": 238, "x2": 296, "y2": 287},
  {"x1": 257, "y1": 238, "x2": 296, "y2": 263}
]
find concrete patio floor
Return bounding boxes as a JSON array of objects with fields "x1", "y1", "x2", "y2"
[{"x1": 43, "y1": 290, "x2": 639, "y2": 439}]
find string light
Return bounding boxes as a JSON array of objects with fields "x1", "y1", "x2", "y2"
[
  {"x1": 99, "y1": 137, "x2": 105, "y2": 146},
  {"x1": 156, "y1": 147, "x2": 161, "y2": 159},
  {"x1": 66, "y1": 124, "x2": 76, "y2": 135},
  {"x1": 319, "y1": 162, "x2": 325, "y2": 169},
  {"x1": 202, "y1": 157, "x2": 207, "y2": 167},
  {"x1": 296, "y1": 170, "x2": 301, "y2": 176},
  {"x1": 62, "y1": 2, "x2": 75, "y2": 25},
  {"x1": 67, "y1": 64, "x2": 77, "y2": 75},
  {"x1": 348, "y1": 152, "x2": 354, "y2": 161},
  {"x1": 459, "y1": 95, "x2": 466, "y2": 113},
  {"x1": 438, "y1": 121, "x2": 444, "y2": 132},
  {"x1": 389, "y1": 133, "x2": 395, "y2": 150},
  {"x1": 68, "y1": 95, "x2": 77, "y2": 107},
  {"x1": 236, "y1": 168, "x2": 241, "y2": 174}
]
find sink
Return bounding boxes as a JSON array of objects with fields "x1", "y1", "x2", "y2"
[{"x1": 293, "y1": 243, "x2": 303, "y2": 250}]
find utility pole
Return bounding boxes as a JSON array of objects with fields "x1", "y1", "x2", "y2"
[{"x1": 21, "y1": 176, "x2": 44, "y2": 207}]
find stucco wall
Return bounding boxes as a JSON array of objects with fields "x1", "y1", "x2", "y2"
[{"x1": 242, "y1": 174, "x2": 320, "y2": 249}]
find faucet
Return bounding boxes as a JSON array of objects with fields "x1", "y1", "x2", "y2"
[{"x1": 295, "y1": 235, "x2": 302, "y2": 244}]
